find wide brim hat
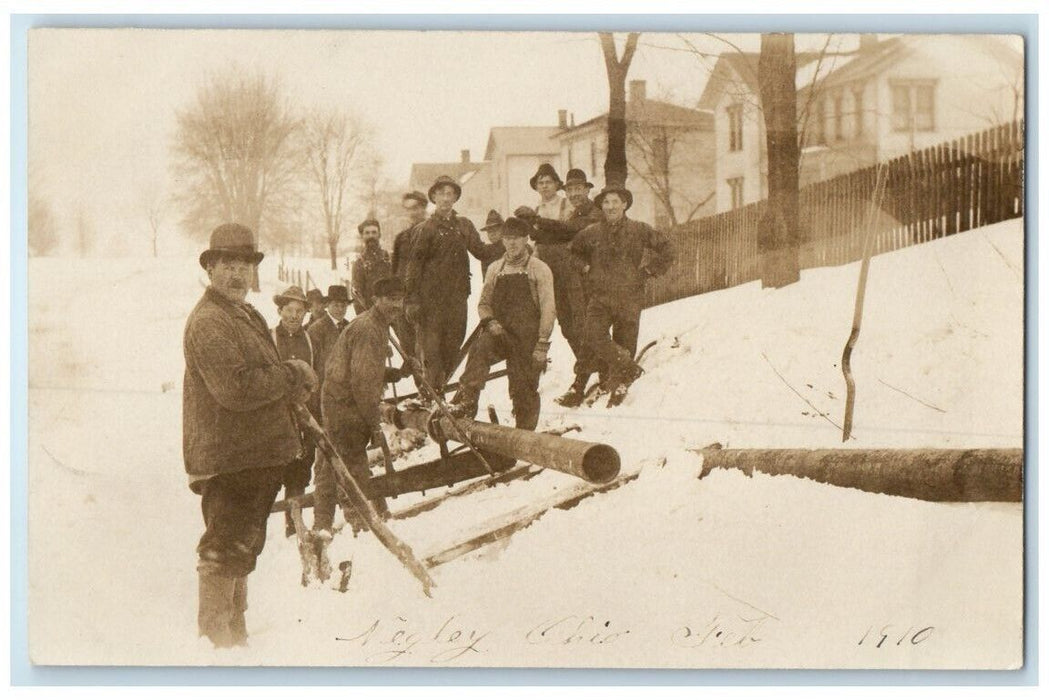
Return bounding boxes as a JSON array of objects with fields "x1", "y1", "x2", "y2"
[
  {"x1": 529, "y1": 163, "x2": 563, "y2": 191},
  {"x1": 481, "y1": 209, "x2": 505, "y2": 232},
  {"x1": 273, "y1": 285, "x2": 308, "y2": 307},
  {"x1": 324, "y1": 285, "x2": 351, "y2": 304},
  {"x1": 357, "y1": 218, "x2": 381, "y2": 235},
  {"x1": 501, "y1": 216, "x2": 532, "y2": 238},
  {"x1": 198, "y1": 223, "x2": 264, "y2": 270},
  {"x1": 428, "y1": 175, "x2": 462, "y2": 204},
  {"x1": 306, "y1": 288, "x2": 325, "y2": 304},
  {"x1": 563, "y1": 168, "x2": 595, "y2": 190},
  {"x1": 594, "y1": 183, "x2": 634, "y2": 211}
]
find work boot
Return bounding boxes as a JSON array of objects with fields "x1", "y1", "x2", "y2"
[
  {"x1": 554, "y1": 375, "x2": 590, "y2": 408},
  {"x1": 197, "y1": 570, "x2": 237, "y2": 648},
  {"x1": 230, "y1": 577, "x2": 249, "y2": 647}
]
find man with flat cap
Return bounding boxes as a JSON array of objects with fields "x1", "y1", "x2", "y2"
[
  {"x1": 451, "y1": 217, "x2": 555, "y2": 431},
  {"x1": 351, "y1": 218, "x2": 392, "y2": 316},
  {"x1": 571, "y1": 183, "x2": 675, "y2": 406},
  {"x1": 270, "y1": 285, "x2": 317, "y2": 537},
  {"x1": 183, "y1": 223, "x2": 317, "y2": 647},
  {"x1": 404, "y1": 175, "x2": 501, "y2": 390},
  {"x1": 316, "y1": 276, "x2": 408, "y2": 537}
]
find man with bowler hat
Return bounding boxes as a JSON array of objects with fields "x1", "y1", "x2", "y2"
[
  {"x1": 571, "y1": 183, "x2": 675, "y2": 406},
  {"x1": 451, "y1": 217, "x2": 555, "y2": 430},
  {"x1": 183, "y1": 223, "x2": 317, "y2": 647},
  {"x1": 351, "y1": 218, "x2": 392, "y2": 315},
  {"x1": 404, "y1": 175, "x2": 501, "y2": 390},
  {"x1": 308, "y1": 284, "x2": 351, "y2": 381},
  {"x1": 316, "y1": 277, "x2": 408, "y2": 536},
  {"x1": 271, "y1": 285, "x2": 317, "y2": 537},
  {"x1": 304, "y1": 288, "x2": 326, "y2": 329}
]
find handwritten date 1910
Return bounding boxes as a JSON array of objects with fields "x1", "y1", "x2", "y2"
[{"x1": 858, "y1": 624, "x2": 935, "y2": 648}]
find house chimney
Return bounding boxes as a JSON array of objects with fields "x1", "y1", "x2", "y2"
[
  {"x1": 461, "y1": 149, "x2": 470, "y2": 164},
  {"x1": 570, "y1": 113, "x2": 575, "y2": 127},
  {"x1": 630, "y1": 79, "x2": 647, "y2": 103},
  {"x1": 558, "y1": 109, "x2": 568, "y2": 129}
]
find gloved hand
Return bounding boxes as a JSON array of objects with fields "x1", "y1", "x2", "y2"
[
  {"x1": 514, "y1": 205, "x2": 537, "y2": 219},
  {"x1": 485, "y1": 318, "x2": 506, "y2": 337},
  {"x1": 369, "y1": 428, "x2": 385, "y2": 449},
  {"x1": 532, "y1": 342, "x2": 550, "y2": 372},
  {"x1": 284, "y1": 359, "x2": 318, "y2": 403}
]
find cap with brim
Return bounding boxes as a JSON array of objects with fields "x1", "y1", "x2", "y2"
[
  {"x1": 501, "y1": 216, "x2": 532, "y2": 238},
  {"x1": 373, "y1": 277, "x2": 405, "y2": 299},
  {"x1": 273, "y1": 285, "x2": 308, "y2": 307},
  {"x1": 325, "y1": 285, "x2": 351, "y2": 304},
  {"x1": 481, "y1": 209, "x2": 504, "y2": 232},
  {"x1": 403, "y1": 191, "x2": 428, "y2": 207},
  {"x1": 563, "y1": 168, "x2": 595, "y2": 190},
  {"x1": 428, "y1": 175, "x2": 462, "y2": 204},
  {"x1": 594, "y1": 184, "x2": 634, "y2": 211},
  {"x1": 529, "y1": 163, "x2": 563, "y2": 191}
]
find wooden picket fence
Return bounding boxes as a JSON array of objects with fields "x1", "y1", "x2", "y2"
[{"x1": 645, "y1": 119, "x2": 1025, "y2": 308}]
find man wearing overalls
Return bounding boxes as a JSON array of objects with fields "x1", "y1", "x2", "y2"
[{"x1": 451, "y1": 216, "x2": 556, "y2": 430}]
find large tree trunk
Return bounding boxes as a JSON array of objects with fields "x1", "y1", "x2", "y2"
[
  {"x1": 599, "y1": 33, "x2": 639, "y2": 187},
  {"x1": 329, "y1": 240, "x2": 338, "y2": 271},
  {"x1": 758, "y1": 33, "x2": 801, "y2": 288}
]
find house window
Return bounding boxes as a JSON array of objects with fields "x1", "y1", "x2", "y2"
[
  {"x1": 852, "y1": 85, "x2": 865, "y2": 137},
  {"x1": 892, "y1": 81, "x2": 936, "y2": 132},
  {"x1": 727, "y1": 104, "x2": 744, "y2": 152},
  {"x1": 727, "y1": 177, "x2": 744, "y2": 210},
  {"x1": 832, "y1": 91, "x2": 845, "y2": 142}
]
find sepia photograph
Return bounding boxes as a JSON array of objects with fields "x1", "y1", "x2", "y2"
[{"x1": 24, "y1": 25, "x2": 1025, "y2": 670}]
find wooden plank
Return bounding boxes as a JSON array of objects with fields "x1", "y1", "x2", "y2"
[
  {"x1": 388, "y1": 464, "x2": 543, "y2": 521},
  {"x1": 422, "y1": 471, "x2": 641, "y2": 569}
]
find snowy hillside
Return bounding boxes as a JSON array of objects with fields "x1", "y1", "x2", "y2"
[{"x1": 26, "y1": 219, "x2": 1024, "y2": 669}]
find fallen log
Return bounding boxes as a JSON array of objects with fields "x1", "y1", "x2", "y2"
[{"x1": 695, "y1": 446, "x2": 1023, "y2": 502}]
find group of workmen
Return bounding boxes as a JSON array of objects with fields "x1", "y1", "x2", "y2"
[{"x1": 181, "y1": 164, "x2": 674, "y2": 647}]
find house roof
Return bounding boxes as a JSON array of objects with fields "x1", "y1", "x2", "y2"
[
  {"x1": 408, "y1": 161, "x2": 483, "y2": 189},
  {"x1": 696, "y1": 49, "x2": 836, "y2": 109},
  {"x1": 555, "y1": 98, "x2": 713, "y2": 140},
  {"x1": 483, "y1": 126, "x2": 562, "y2": 161}
]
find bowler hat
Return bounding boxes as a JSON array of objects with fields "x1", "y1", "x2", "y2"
[
  {"x1": 501, "y1": 216, "x2": 532, "y2": 238},
  {"x1": 594, "y1": 183, "x2": 634, "y2": 211},
  {"x1": 529, "y1": 163, "x2": 563, "y2": 191},
  {"x1": 273, "y1": 285, "x2": 308, "y2": 308},
  {"x1": 198, "y1": 223, "x2": 264, "y2": 270},
  {"x1": 306, "y1": 288, "x2": 325, "y2": 304},
  {"x1": 563, "y1": 168, "x2": 595, "y2": 190},
  {"x1": 372, "y1": 276, "x2": 405, "y2": 299},
  {"x1": 357, "y1": 218, "x2": 381, "y2": 235},
  {"x1": 403, "y1": 191, "x2": 428, "y2": 207},
  {"x1": 480, "y1": 209, "x2": 504, "y2": 232},
  {"x1": 324, "y1": 285, "x2": 351, "y2": 304},
  {"x1": 428, "y1": 175, "x2": 462, "y2": 204}
]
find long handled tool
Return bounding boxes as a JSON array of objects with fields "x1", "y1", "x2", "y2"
[
  {"x1": 292, "y1": 404, "x2": 435, "y2": 596},
  {"x1": 386, "y1": 331, "x2": 498, "y2": 477}
]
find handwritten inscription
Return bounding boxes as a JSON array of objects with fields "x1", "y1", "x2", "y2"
[
  {"x1": 336, "y1": 615, "x2": 492, "y2": 664},
  {"x1": 671, "y1": 612, "x2": 775, "y2": 649},
  {"x1": 525, "y1": 615, "x2": 631, "y2": 646},
  {"x1": 857, "y1": 624, "x2": 935, "y2": 648}
]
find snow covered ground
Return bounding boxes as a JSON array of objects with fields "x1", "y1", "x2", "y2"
[{"x1": 26, "y1": 219, "x2": 1024, "y2": 669}]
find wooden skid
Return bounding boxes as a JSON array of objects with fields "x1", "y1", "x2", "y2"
[
  {"x1": 422, "y1": 471, "x2": 640, "y2": 569},
  {"x1": 369, "y1": 450, "x2": 517, "y2": 498},
  {"x1": 389, "y1": 463, "x2": 543, "y2": 521}
]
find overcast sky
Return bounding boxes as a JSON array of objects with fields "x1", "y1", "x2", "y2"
[{"x1": 29, "y1": 29, "x2": 854, "y2": 255}]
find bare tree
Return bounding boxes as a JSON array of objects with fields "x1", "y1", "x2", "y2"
[
  {"x1": 28, "y1": 194, "x2": 59, "y2": 257},
  {"x1": 143, "y1": 192, "x2": 165, "y2": 258},
  {"x1": 599, "y1": 32, "x2": 640, "y2": 186},
  {"x1": 627, "y1": 111, "x2": 715, "y2": 227},
  {"x1": 171, "y1": 67, "x2": 304, "y2": 289},
  {"x1": 302, "y1": 109, "x2": 370, "y2": 270},
  {"x1": 758, "y1": 33, "x2": 802, "y2": 288}
]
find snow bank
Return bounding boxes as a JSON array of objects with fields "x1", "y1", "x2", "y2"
[{"x1": 26, "y1": 219, "x2": 1024, "y2": 668}]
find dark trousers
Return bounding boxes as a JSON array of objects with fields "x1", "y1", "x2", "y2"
[
  {"x1": 536, "y1": 243, "x2": 587, "y2": 363},
  {"x1": 315, "y1": 399, "x2": 388, "y2": 532},
  {"x1": 281, "y1": 449, "x2": 313, "y2": 532},
  {"x1": 457, "y1": 330, "x2": 541, "y2": 430},
  {"x1": 197, "y1": 465, "x2": 285, "y2": 578},
  {"x1": 417, "y1": 297, "x2": 468, "y2": 389},
  {"x1": 579, "y1": 293, "x2": 641, "y2": 382}
]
